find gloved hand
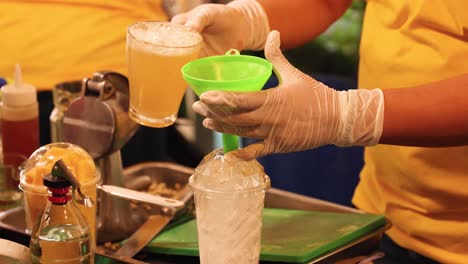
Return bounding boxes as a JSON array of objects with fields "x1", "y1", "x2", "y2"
[
  {"x1": 171, "y1": 0, "x2": 270, "y2": 56},
  {"x1": 192, "y1": 30, "x2": 384, "y2": 161}
]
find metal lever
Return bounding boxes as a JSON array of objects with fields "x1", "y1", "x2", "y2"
[
  {"x1": 52, "y1": 159, "x2": 94, "y2": 208},
  {"x1": 97, "y1": 185, "x2": 184, "y2": 209}
]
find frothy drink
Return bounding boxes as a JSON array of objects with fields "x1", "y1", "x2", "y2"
[{"x1": 127, "y1": 22, "x2": 202, "y2": 127}]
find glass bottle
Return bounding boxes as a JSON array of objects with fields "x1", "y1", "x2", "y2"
[{"x1": 30, "y1": 171, "x2": 91, "y2": 263}]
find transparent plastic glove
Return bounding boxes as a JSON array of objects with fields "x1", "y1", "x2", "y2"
[
  {"x1": 192, "y1": 30, "x2": 384, "y2": 161},
  {"x1": 171, "y1": 0, "x2": 270, "y2": 56}
]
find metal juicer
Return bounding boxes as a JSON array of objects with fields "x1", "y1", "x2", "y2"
[{"x1": 54, "y1": 71, "x2": 146, "y2": 242}]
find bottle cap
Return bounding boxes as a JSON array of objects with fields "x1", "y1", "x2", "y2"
[{"x1": 1, "y1": 65, "x2": 37, "y2": 106}]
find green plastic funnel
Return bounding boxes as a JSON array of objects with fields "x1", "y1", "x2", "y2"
[{"x1": 182, "y1": 49, "x2": 273, "y2": 153}]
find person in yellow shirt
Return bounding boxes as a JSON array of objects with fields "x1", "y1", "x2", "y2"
[
  {"x1": 173, "y1": 0, "x2": 468, "y2": 263},
  {"x1": 1, "y1": 0, "x2": 169, "y2": 91},
  {"x1": 0, "y1": 0, "x2": 205, "y2": 167}
]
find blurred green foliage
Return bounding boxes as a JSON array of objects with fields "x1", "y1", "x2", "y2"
[{"x1": 283, "y1": 0, "x2": 365, "y2": 78}]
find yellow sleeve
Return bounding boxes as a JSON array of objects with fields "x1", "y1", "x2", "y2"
[{"x1": 0, "y1": 0, "x2": 168, "y2": 90}]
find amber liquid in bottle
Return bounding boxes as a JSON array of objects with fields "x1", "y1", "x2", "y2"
[
  {"x1": 2, "y1": 118, "x2": 39, "y2": 189},
  {"x1": 30, "y1": 174, "x2": 91, "y2": 264}
]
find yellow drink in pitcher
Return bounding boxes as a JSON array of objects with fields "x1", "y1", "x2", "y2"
[{"x1": 127, "y1": 22, "x2": 202, "y2": 128}]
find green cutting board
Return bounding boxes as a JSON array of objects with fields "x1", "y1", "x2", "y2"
[{"x1": 144, "y1": 208, "x2": 386, "y2": 263}]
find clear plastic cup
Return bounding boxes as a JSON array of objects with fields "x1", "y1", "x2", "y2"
[
  {"x1": 189, "y1": 148, "x2": 270, "y2": 264},
  {"x1": 19, "y1": 142, "x2": 100, "y2": 255}
]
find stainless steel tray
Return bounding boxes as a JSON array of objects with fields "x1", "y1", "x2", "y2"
[
  {"x1": 0, "y1": 162, "x2": 389, "y2": 264},
  {"x1": 122, "y1": 162, "x2": 195, "y2": 215}
]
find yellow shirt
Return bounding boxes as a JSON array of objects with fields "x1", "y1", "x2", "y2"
[
  {"x1": 355, "y1": 0, "x2": 468, "y2": 263},
  {"x1": 0, "y1": 0, "x2": 167, "y2": 90}
]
